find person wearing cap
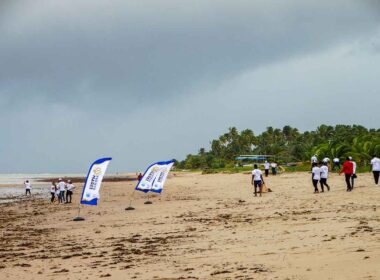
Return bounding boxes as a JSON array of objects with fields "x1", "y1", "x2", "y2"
[
  {"x1": 333, "y1": 157, "x2": 340, "y2": 171},
  {"x1": 349, "y1": 157, "x2": 357, "y2": 190},
  {"x1": 320, "y1": 161, "x2": 330, "y2": 192},
  {"x1": 57, "y1": 178, "x2": 66, "y2": 204},
  {"x1": 264, "y1": 161, "x2": 270, "y2": 177},
  {"x1": 340, "y1": 157, "x2": 353, "y2": 191},
  {"x1": 370, "y1": 155, "x2": 380, "y2": 185},
  {"x1": 311, "y1": 162, "x2": 320, "y2": 193},
  {"x1": 24, "y1": 180, "x2": 32, "y2": 196},
  {"x1": 66, "y1": 180, "x2": 75, "y2": 203},
  {"x1": 311, "y1": 155, "x2": 318, "y2": 166}
]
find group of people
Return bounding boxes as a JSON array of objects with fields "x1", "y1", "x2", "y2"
[
  {"x1": 264, "y1": 161, "x2": 278, "y2": 176},
  {"x1": 50, "y1": 179, "x2": 75, "y2": 204},
  {"x1": 310, "y1": 154, "x2": 380, "y2": 193},
  {"x1": 23, "y1": 178, "x2": 76, "y2": 204},
  {"x1": 311, "y1": 161, "x2": 331, "y2": 193}
]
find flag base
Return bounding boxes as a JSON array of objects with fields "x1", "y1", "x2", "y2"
[
  {"x1": 144, "y1": 201, "x2": 153, "y2": 205},
  {"x1": 73, "y1": 216, "x2": 85, "y2": 221},
  {"x1": 125, "y1": 206, "x2": 135, "y2": 210}
]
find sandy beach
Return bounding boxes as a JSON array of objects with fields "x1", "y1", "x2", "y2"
[{"x1": 1, "y1": 171, "x2": 380, "y2": 279}]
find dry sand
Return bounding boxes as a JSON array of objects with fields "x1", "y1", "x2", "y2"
[{"x1": 1, "y1": 171, "x2": 380, "y2": 279}]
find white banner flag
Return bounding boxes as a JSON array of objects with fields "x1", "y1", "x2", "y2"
[
  {"x1": 80, "y1": 157, "x2": 112, "y2": 205},
  {"x1": 136, "y1": 160, "x2": 174, "y2": 193}
]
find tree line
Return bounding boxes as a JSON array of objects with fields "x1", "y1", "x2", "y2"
[{"x1": 175, "y1": 125, "x2": 380, "y2": 170}]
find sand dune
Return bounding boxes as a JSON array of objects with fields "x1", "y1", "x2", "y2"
[{"x1": 1, "y1": 172, "x2": 380, "y2": 279}]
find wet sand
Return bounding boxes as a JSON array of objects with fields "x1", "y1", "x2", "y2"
[{"x1": 1, "y1": 172, "x2": 380, "y2": 279}]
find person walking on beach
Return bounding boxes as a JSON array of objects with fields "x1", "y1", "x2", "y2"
[
  {"x1": 311, "y1": 155, "x2": 318, "y2": 166},
  {"x1": 311, "y1": 163, "x2": 320, "y2": 193},
  {"x1": 55, "y1": 186, "x2": 60, "y2": 203},
  {"x1": 251, "y1": 164, "x2": 265, "y2": 197},
  {"x1": 50, "y1": 182, "x2": 57, "y2": 203},
  {"x1": 320, "y1": 162, "x2": 330, "y2": 192},
  {"x1": 57, "y1": 178, "x2": 66, "y2": 204},
  {"x1": 333, "y1": 157, "x2": 340, "y2": 171},
  {"x1": 340, "y1": 157, "x2": 353, "y2": 191},
  {"x1": 264, "y1": 161, "x2": 270, "y2": 177},
  {"x1": 24, "y1": 180, "x2": 32, "y2": 196},
  {"x1": 271, "y1": 162, "x2": 277, "y2": 175},
  {"x1": 137, "y1": 173, "x2": 143, "y2": 181},
  {"x1": 371, "y1": 155, "x2": 380, "y2": 185},
  {"x1": 66, "y1": 180, "x2": 75, "y2": 203},
  {"x1": 350, "y1": 157, "x2": 357, "y2": 189}
]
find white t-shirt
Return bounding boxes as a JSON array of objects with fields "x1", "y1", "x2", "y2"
[
  {"x1": 320, "y1": 165, "x2": 329, "y2": 179},
  {"x1": 252, "y1": 169, "x2": 263, "y2": 181},
  {"x1": 312, "y1": 167, "x2": 320, "y2": 180},
  {"x1": 58, "y1": 181, "x2": 66, "y2": 191},
  {"x1": 271, "y1": 163, "x2": 277, "y2": 168},
  {"x1": 371, "y1": 157, "x2": 380, "y2": 171},
  {"x1": 264, "y1": 162, "x2": 270, "y2": 169},
  {"x1": 50, "y1": 185, "x2": 56, "y2": 193},
  {"x1": 333, "y1": 158, "x2": 339, "y2": 163},
  {"x1": 24, "y1": 182, "x2": 32, "y2": 190},
  {"x1": 67, "y1": 183, "x2": 74, "y2": 191},
  {"x1": 311, "y1": 156, "x2": 317, "y2": 163},
  {"x1": 351, "y1": 161, "x2": 357, "y2": 174}
]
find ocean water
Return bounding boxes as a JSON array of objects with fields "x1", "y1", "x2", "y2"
[
  {"x1": 0, "y1": 173, "x2": 85, "y2": 185},
  {"x1": 0, "y1": 174, "x2": 83, "y2": 203}
]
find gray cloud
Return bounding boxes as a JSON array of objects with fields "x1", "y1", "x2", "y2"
[{"x1": 1, "y1": 0, "x2": 380, "y2": 172}]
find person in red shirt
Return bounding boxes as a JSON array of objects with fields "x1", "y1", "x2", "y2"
[{"x1": 340, "y1": 157, "x2": 354, "y2": 191}]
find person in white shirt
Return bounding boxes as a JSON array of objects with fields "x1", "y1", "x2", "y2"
[
  {"x1": 65, "y1": 180, "x2": 75, "y2": 203},
  {"x1": 264, "y1": 161, "x2": 270, "y2": 177},
  {"x1": 50, "y1": 182, "x2": 57, "y2": 203},
  {"x1": 55, "y1": 187, "x2": 60, "y2": 202},
  {"x1": 349, "y1": 156, "x2": 357, "y2": 189},
  {"x1": 271, "y1": 162, "x2": 277, "y2": 175},
  {"x1": 57, "y1": 179, "x2": 66, "y2": 204},
  {"x1": 333, "y1": 157, "x2": 340, "y2": 171},
  {"x1": 371, "y1": 155, "x2": 380, "y2": 185},
  {"x1": 24, "y1": 180, "x2": 32, "y2": 196},
  {"x1": 311, "y1": 155, "x2": 318, "y2": 165},
  {"x1": 319, "y1": 162, "x2": 330, "y2": 192},
  {"x1": 251, "y1": 164, "x2": 265, "y2": 197},
  {"x1": 311, "y1": 163, "x2": 320, "y2": 193}
]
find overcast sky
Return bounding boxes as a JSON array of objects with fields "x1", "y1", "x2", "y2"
[{"x1": 1, "y1": 0, "x2": 380, "y2": 173}]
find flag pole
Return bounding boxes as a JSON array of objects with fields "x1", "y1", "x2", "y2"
[
  {"x1": 73, "y1": 200, "x2": 85, "y2": 221},
  {"x1": 125, "y1": 189, "x2": 136, "y2": 210},
  {"x1": 144, "y1": 192, "x2": 153, "y2": 204}
]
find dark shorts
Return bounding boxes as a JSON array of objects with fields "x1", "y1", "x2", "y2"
[{"x1": 253, "y1": 180, "x2": 262, "y2": 188}]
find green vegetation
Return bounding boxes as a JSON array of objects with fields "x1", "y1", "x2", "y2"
[{"x1": 175, "y1": 125, "x2": 380, "y2": 171}]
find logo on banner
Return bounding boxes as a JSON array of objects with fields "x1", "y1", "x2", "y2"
[{"x1": 93, "y1": 167, "x2": 102, "y2": 176}]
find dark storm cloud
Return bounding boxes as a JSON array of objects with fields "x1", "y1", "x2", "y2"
[
  {"x1": 1, "y1": 0, "x2": 379, "y2": 111},
  {"x1": 1, "y1": 0, "x2": 380, "y2": 172}
]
